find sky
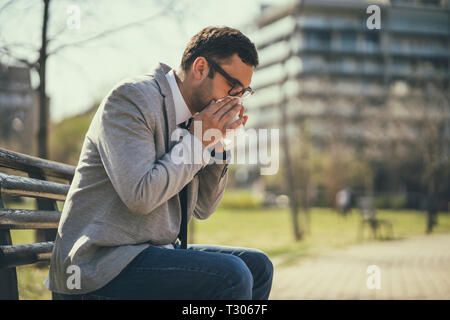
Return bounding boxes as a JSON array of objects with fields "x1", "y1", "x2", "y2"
[{"x1": 0, "y1": 0, "x2": 285, "y2": 122}]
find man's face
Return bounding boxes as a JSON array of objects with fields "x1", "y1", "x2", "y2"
[{"x1": 190, "y1": 53, "x2": 254, "y2": 112}]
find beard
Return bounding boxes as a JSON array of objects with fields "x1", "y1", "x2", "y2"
[{"x1": 191, "y1": 79, "x2": 214, "y2": 113}]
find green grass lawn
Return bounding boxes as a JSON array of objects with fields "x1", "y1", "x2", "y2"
[
  {"x1": 6, "y1": 199, "x2": 450, "y2": 300},
  {"x1": 193, "y1": 207, "x2": 450, "y2": 264}
]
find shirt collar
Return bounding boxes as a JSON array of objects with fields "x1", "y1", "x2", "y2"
[{"x1": 165, "y1": 69, "x2": 192, "y2": 126}]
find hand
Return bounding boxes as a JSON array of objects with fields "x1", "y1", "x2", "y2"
[
  {"x1": 238, "y1": 103, "x2": 249, "y2": 127},
  {"x1": 189, "y1": 97, "x2": 245, "y2": 147}
]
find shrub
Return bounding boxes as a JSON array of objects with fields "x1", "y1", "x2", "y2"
[{"x1": 219, "y1": 189, "x2": 264, "y2": 209}]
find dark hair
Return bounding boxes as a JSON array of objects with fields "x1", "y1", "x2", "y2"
[{"x1": 181, "y1": 26, "x2": 259, "y2": 72}]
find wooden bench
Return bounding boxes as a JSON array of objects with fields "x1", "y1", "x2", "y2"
[{"x1": 0, "y1": 147, "x2": 75, "y2": 300}]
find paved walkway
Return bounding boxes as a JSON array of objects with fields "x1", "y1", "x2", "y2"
[{"x1": 270, "y1": 233, "x2": 450, "y2": 299}]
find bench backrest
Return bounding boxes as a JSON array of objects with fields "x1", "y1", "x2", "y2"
[
  {"x1": 358, "y1": 196, "x2": 376, "y2": 219},
  {"x1": 0, "y1": 147, "x2": 75, "y2": 300}
]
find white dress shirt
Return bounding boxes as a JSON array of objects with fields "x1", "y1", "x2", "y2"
[{"x1": 165, "y1": 69, "x2": 192, "y2": 127}]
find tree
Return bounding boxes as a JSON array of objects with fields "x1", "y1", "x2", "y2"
[
  {"x1": 412, "y1": 82, "x2": 449, "y2": 233},
  {"x1": 0, "y1": 0, "x2": 181, "y2": 245},
  {"x1": 370, "y1": 79, "x2": 450, "y2": 233},
  {"x1": 0, "y1": 0, "x2": 177, "y2": 159}
]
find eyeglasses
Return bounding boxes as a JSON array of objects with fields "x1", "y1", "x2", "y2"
[{"x1": 204, "y1": 56, "x2": 254, "y2": 98}]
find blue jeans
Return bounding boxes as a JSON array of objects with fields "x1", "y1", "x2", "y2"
[{"x1": 52, "y1": 242, "x2": 273, "y2": 300}]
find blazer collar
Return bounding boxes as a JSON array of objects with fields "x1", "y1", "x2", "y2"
[
  {"x1": 153, "y1": 62, "x2": 172, "y2": 97},
  {"x1": 152, "y1": 62, "x2": 177, "y2": 150}
]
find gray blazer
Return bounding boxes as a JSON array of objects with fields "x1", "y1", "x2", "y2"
[{"x1": 47, "y1": 62, "x2": 229, "y2": 294}]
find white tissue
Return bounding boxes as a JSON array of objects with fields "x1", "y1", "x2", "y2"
[{"x1": 215, "y1": 96, "x2": 247, "y2": 146}]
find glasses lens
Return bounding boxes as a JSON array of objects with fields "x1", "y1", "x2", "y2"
[{"x1": 229, "y1": 85, "x2": 244, "y2": 97}]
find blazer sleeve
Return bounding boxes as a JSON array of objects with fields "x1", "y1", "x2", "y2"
[
  {"x1": 193, "y1": 147, "x2": 230, "y2": 220},
  {"x1": 94, "y1": 82, "x2": 209, "y2": 216}
]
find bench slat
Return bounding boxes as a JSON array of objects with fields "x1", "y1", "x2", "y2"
[
  {"x1": 0, "y1": 173, "x2": 69, "y2": 201},
  {"x1": 0, "y1": 208, "x2": 60, "y2": 229},
  {"x1": 0, "y1": 148, "x2": 75, "y2": 181},
  {"x1": 0, "y1": 241, "x2": 54, "y2": 268}
]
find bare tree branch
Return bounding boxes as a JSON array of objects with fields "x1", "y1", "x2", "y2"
[
  {"x1": 0, "y1": 41, "x2": 39, "y2": 51},
  {"x1": 47, "y1": 1, "x2": 175, "y2": 56},
  {"x1": 0, "y1": 46, "x2": 37, "y2": 68},
  {"x1": 47, "y1": 23, "x2": 69, "y2": 44},
  {"x1": 47, "y1": 0, "x2": 106, "y2": 46}
]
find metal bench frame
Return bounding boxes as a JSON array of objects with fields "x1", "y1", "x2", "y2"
[{"x1": 0, "y1": 147, "x2": 75, "y2": 300}]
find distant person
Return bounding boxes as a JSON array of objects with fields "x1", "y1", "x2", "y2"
[
  {"x1": 47, "y1": 26, "x2": 273, "y2": 300},
  {"x1": 336, "y1": 188, "x2": 351, "y2": 216}
]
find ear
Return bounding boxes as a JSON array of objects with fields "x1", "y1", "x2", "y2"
[{"x1": 192, "y1": 57, "x2": 209, "y2": 81}]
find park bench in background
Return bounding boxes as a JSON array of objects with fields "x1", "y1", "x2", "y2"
[
  {"x1": 0, "y1": 147, "x2": 75, "y2": 300},
  {"x1": 357, "y1": 196, "x2": 394, "y2": 240}
]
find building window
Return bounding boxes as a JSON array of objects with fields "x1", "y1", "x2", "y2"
[
  {"x1": 339, "y1": 31, "x2": 357, "y2": 51},
  {"x1": 305, "y1": 30, "x2": 331, "y2": 50},
  {"x1": 364, "y1": 32, "x2": 380, "y2": 53}
]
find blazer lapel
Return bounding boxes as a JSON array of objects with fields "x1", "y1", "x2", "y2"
[{"x1": 153, "y1": 63, "x2": 177, "y2": 152}]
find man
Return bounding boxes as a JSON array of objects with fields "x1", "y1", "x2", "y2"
[{"x1": 48, "y1": 26, "x2": 273, "y2": 300}]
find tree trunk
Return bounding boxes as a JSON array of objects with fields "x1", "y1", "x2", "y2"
[
  {"x1": 36, "y1": 0, "x2": 53, "y2": 247},
  {"x1": 426, "y1": 193, "x2": 438, "y2": 234},
  {"x1": 37, "y1": 0, "x2": 50, "y2": 160},
  {"x1": 279, "y1": 103, "x2": 303, "y2": 241},
  {"x1": 290, "y1": 199, "x2": 302, "y2": 241}
]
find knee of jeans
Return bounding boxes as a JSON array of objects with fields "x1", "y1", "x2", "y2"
[
  {"x1": 224, "y1": 255, "x2": 253, "y2": 298},
  {"x1": 253, "y1": 250, "x2": 274, "y2": 279}
]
